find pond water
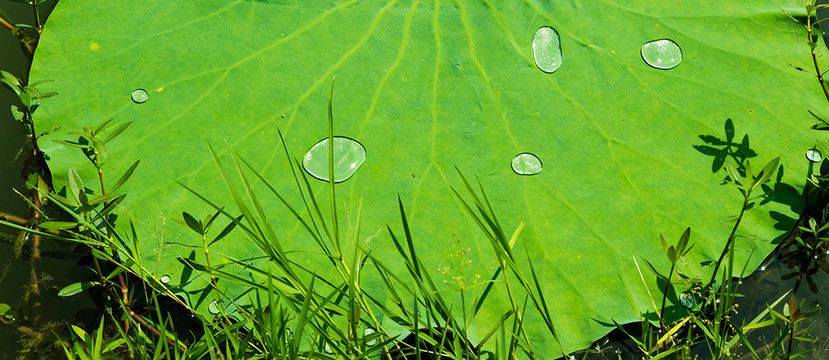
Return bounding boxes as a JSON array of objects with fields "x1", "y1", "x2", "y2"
[
  {"x1": 0, "y1": 2, "x2": 97, "y2": 359},
  {"x1": 1, "y1": 2, "x2": 828, "y2": 360}
]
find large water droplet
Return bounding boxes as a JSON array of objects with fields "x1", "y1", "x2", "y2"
[
  {"x1": 208, "y1": 300, "x2": 221, "y2": 315},
  {"x1": 511, "y1": 153, "x2": 542, "y2": 175},
  {"x1": 160, "y1": 275, "x2": 171, "y2": 284},
  {"x1": 532, "y1": 26, "x2": 562, "y2": 73},
  {"x1": 806, "y1": 148, "x2": 823, "y2": 163},
  {"x1": 131, "y1": 89, "x2": 148, "y2": 103},
  {"x1": 641, "y1": 39, "x2": 682, "y2": 70},
  {"x1": 302, "y1": 137, "x2": 366, "y2": 183}
]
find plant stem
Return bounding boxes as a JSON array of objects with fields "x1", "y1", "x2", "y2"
[
  {"x1": 659, "y1": 264, "x2": 674, "y2": 330},
  {"x1": 808, "y1": 10, "x2": 829, "y2": 104},
  {"x1": 0, "y1": 17, "x2": 13, "y2": 31},
  {"x1": 787, "y1": 321, "x2": 795, "y2": 360},
  {"x1": 709, "y1": 198, "x2": 748, "y2": 287},
  {"x1": 0, "y1": 211, "x2": 59, "y2": 235},
  {"x1": 28, "y1": 194, "x2": 42, "y2": 328},
  {"x1": 31, "y1": 1, "x2": 41, "y2": 33},
  {"x1": 125, "y1": 307, "x2": 187, "y2": 353}
]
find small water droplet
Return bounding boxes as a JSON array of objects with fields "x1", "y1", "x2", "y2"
[
  {"x1": 679, "y1": 291, "x2": 697, "y2": 309},
  {"x1": 324, "y1": 343, "x2": 334, "y2": 354},
  {"x1": 641, "y1": 39, "x2": 682, "y2": 70},
  {"x1": 533, "y1": 26, "x2": 562, "y2": 73},
  {"x1": 806, "y1": 148, "x2": 822, "y2": 163},
  {"x1": 208, "y1": 300, "x2": 221, "y2": 315},
  {"x1": 160, "y1": 275, "x2": 171, "y2": 284},
  {"x1": 131, "y1": 89, "x2": 148, "y2": 103},
  {"x1": 302, "y1": 137, "x2": 366, "y2": 183},
  {"x1": 746, "y1": 251, "x2": 750, "y2": 255},
  {"x1": 364, "y1": 328, "x2": 377, "y2": 346},
  {"x1": 760, "y1": 266, "x2": 766, "y2": 271},
  {"x1": 511, "y1": 153, "x2": 542, "y2": 175}
]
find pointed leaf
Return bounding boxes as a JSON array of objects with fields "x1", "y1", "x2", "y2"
[
  {"x1": 181, "y1": 212, "x2": 203, "y2": 235},
  {"x1": 751, "y1": 157, "x2": 780, "y2": 191},
  {"x1": 38, "y1": 221, "x2": 79, "y2": 230},
  {"x1": 109, "y1": 160, "x2": 140, "y2": 193},
  {"x1": 67, "y1": 167, "x2": 84, "y2": 204},
  {"x1": 58, "y1": 281, "x2": 98, "y2": 297},
  {"x1": 677, "y1": 227, "x2": 691, "y2": 255}
]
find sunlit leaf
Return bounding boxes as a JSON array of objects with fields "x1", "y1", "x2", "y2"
[
  {"x1": 58, "y1": 281, "x2": 98, "y2": 297},
  {"x1": 30, "y1": 0, "x2": 825, "y2": 353}
]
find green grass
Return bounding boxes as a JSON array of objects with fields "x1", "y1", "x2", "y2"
[{"x1": 14, "y1": 82, "x2": 819, "y2": 360}]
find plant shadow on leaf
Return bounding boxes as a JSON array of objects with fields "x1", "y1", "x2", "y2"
[
  {"x1": 696, "y1": 119, "x2": 805, "y2": 245},
  {"x1": 693, "y1": 118, "x2": 757, "y2": 177}
]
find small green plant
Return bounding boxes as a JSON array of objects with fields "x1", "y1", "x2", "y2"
[
  {"x1": 60, "y1": 317, "x2": 126, "y2": 360},
  {"x1": 795, "y1": 217, "x2": 829, "y2": 258},
  {"x1": 0, "y1": 70, "x2": 57, "y2": 147},
  {"x1": 0, "y1": 0, "x2": 48, "y2": 56},
  {"x1": 737, "y1": 294, "x2": 820, "y2": 360}
]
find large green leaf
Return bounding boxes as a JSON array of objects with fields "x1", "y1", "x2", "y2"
[{"x1": 30, "y1": 0, "x2": 827, "y2": 354}]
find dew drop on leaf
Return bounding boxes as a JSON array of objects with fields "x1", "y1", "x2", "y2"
[
  {"x1": 679, "y1": 291, "x2": 697, "y2": 309},
  {"x1": 208, "y1": 300, "x2": 221, "y2": 315},
  {"x1": 806, "y1": 148, "x2": 822, "y2": 163},
  {"x1": 532, "y1": 26, "x2": 562, "y2": 73},
  {"x1": 511, "y1": 153, "x2": 543, "y2": 175},
  {"x1": 160, "y1": 275, "x2": 171, "y2": 284},
  {"x1": 641, "y1": 39, "x2": 682, "y2": 70},
  {"x1": 364, "y1": 328, "x2": 377, "y2": 346},
  {"x1": 131, "y1": 88, "x2": 148, "y2": 103},
  {"x1": 302, "y1": 137, "x2": 366, "y2": 183}
]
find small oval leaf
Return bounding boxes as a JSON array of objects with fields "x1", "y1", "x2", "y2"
[{"x1": 58, "y1": 281, "x2": 98, "y2": 297}]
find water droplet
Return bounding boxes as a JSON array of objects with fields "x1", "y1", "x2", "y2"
[
  {"x1": 760, "y1": 266, "x2": 766, "y2": 271},
  {"x1": 302, "y1": 137, "x2": 366, "y2": 183},
  {"x1": 679, "y1": 291, "x2": 697, "y2": 309},
  {"x1": 511, "y1": 153, "x2": 542, "y2": 175},
  {"x1": 324, "y1": 343, "x2": 334, "y2": 354},
  {"x1": 364, "y1": 328, "x2": 377, "y2": 346},
  {"x1": 208, "y1": 300, "x2": 221, "y2": 315},
  {"x1": 806, "y1": 148, "x2": 822, "y2": 163},
  {"x1": 160, "y1": 275, "x2": 171, "y2": 284},
  {"x1": 641, "y1": 39, "x2": 682, "y2": 70},
  {"x1": 532, "y1": 26, "x2": 562, "y2": 73},
  {"x1": 131, "y1": 89, "x2": 148, "y2": 103}
]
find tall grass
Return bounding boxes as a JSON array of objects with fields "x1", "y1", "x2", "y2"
[{"x1": 3, "y1": 82, "x2": 822, "y2": 360}]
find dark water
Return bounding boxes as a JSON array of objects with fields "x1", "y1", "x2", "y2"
[
  {"x1": 1, "y1": 2, "x2": 828, "y2": 360},
  {"x1": 0, "y1": 2, "x2": 97, "y2": 359}
]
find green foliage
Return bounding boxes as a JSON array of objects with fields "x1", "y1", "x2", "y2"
[
  {"x1": 23, "y1": 0, "x2": 829, "y2": 356},
  {"x1": 60, "y1": 317, "x2": 125, "y2": 360},
  {"x1": 0, "y1": 303, "x2": 14, "y2": 325}
]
